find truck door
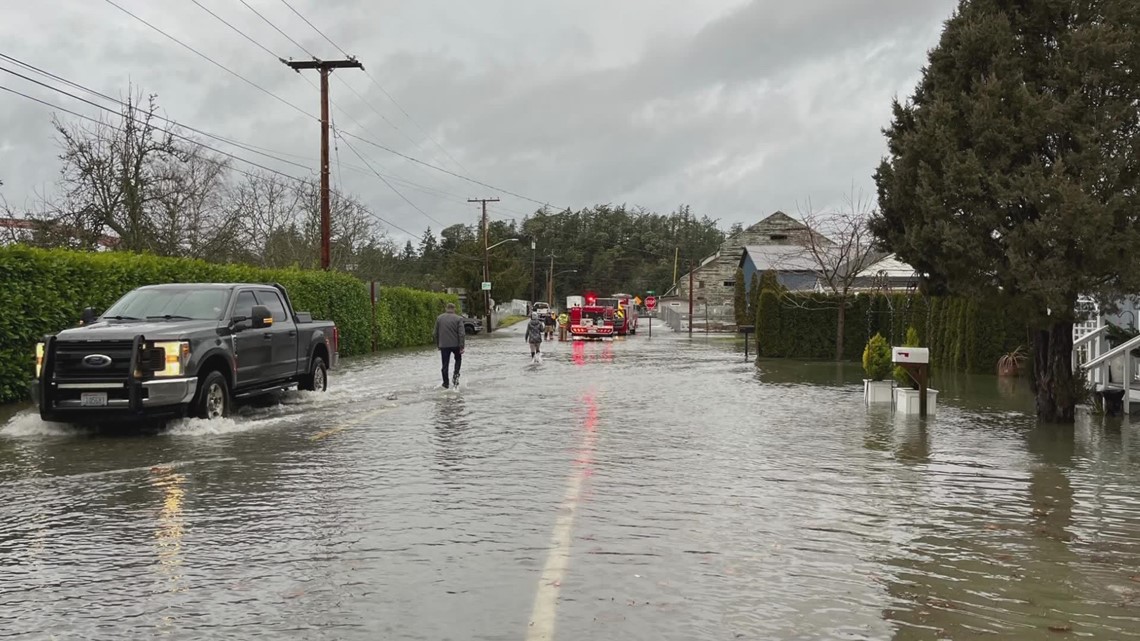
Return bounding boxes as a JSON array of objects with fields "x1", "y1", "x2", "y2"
[
  {"x1": 232, "y1": 289, "x2": 272, "y2": 388},
  {"x1": 255, "y1": 289, "x2": 298, "y2": 382}
]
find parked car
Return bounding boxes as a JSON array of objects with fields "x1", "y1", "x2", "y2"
[
  {"x1": 32, "y1": 282, "x2": 338, "y2": 424},
  {"x1": 464, "y1": 316, "x2": 483, "y2": 335},
  {"x1": 532, "y1": 302, "x2": 552, "y2": 317}
]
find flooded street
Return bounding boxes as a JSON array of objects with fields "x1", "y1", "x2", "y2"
[{"x1": 2, "y1": 320, "x2": 1140, "y2": 640}]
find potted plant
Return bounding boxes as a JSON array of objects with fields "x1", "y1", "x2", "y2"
[
  {"x1": 997, "y1": 346, "x2": 1026, "y2": 377},
  {"x1": 862, "y1": 333, "x2": 894, "y2": 404},
  {"x1": 893, "y1": 326, "x2": 939, "y2": 414}
]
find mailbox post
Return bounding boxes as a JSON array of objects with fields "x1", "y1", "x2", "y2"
[
  {"x1": 892, "y1": 346, "x2": 931, "y2": 417},
  {"x1": 738, "y1": 325, "x2": 755, "y2": 360}
]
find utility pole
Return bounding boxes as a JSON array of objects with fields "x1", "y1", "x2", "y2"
[
  {"x1": 531, "y1": 238, "x2": 537, "y2": 311},
  {"x1": 547, "y1": 253, "x2": 556, "y2": 306},
  {"x1": 688, "y1": 260, "x2": 694, "y2": 338},
  {"x1": 468, "y1": 197, "x2": 500, "y2": 333},
  {"x1": 286, "y1": 58, "x2": 363, "y2": 270}
]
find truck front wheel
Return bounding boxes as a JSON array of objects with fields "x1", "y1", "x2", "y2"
[
  {"x1": 195, "y1": 371, "x2": 230, "y2": 420},
  {"x1": 300, "y1": 356, "x2": 328, "y2": 392}
]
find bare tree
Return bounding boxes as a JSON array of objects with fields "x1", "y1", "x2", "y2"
[
  {"x1": 52, "y1": 90, "x2": 181, "y2": 251},
  {"x1": 795, "y1": 189, "x2": 880, "y2": 361},
  {"x1": 151, "y1": 144, "x2": 235, "y2": 258},
  {"x1": 226, "y1": 170, "x2": 305, "y2": 266}
]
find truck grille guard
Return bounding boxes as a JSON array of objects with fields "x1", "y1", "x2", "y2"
[{"x1": 39, "y1": 333, "x2": 149, "y2": 419}]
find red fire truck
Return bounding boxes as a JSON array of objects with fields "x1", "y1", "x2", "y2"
[
  {"x1": 595, "y1": 293, "x2": 639, "y2": 336},
  {"x1": 568, "y1": 294, "x2": 616, "y2": 340}
]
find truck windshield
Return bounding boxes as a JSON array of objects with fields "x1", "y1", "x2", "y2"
[{"x1": 103, "y1": 289, "x2": 229, "y2": 321}]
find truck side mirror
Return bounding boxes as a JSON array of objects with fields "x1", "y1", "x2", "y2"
[
  {"x1": 80, "y1": 307, "x2": 97, "y2": 326},
  {"x1": 251, "y1": 305, "x2": 273, "y2": 329}
]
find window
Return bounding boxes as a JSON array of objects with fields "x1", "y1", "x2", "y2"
[
  {"x1": 698, "y1": 281, "x2": 705, "y2": 288},
  {"x1": 256, "y1": 290, "x2": 289, "y2": 323},
  {"x1": 769, "y1": 234, "x2": 787, "y2": 241},
  {"x1": 232, "y1": 291, "x2": 256, "y2": 320},
  {"x1": 104, "y1": 288, "x2": 229, "y2": 320},
  {"x1": 723, "y1": 281, "x2": 735, "y2": 287}
]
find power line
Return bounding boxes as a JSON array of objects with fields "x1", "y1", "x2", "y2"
[
  {"x1": 0, "y1": 56, "x2": 315, "y2": 175},
  {"x1": 338, "y1": 132, "x2": 447, "y2": 228},
  {"x1": 184, "y1": 2, "x2": 479, "y2": 214},
  {"x1": 0, "y1": 82, "x2": 308, "y2": 185},
  {"x1": 1, "y1": 53, "x2": 483, "y2": 209},
  {"x1": 339, "y1": 129, "x2": 554, "y2": 208},
  {"x1": 238, "y1": 0, "x2": 317, "y2": 59},
  {"x1": 275, "y1": 0, "x2": 471, "y2": 175},
  {"x1": 189, "y1": 0, "x2": 284, "y2": 63},
  {"x1": 334, "y1": 75, "x2": 432, "y2": 162},
  {"x1": 104, "y1": 0, "x2": 564, "y2": 215},
  {"x1": 279, "y1": 0, "x2": 350, "y2": 57},
  {"x1": 363, "y1": 68, "x2": 472, "y2": 176},
  {"x1": 101, "y1": 0, "x2": 316, "y2": 122}
]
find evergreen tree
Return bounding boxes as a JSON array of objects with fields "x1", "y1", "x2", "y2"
[
  {"x1": 758, "y1": 270, "x2": 782, "y2": 293},
  {"x1": 748, "y1": 272, "x2": 762, "y2": 324},
  {"x1": 872, "y1": 0, "x2": 1140, "y2": 422},
  {"x1": 733, "y1": 268, "x2": 747, "y2": 326}
]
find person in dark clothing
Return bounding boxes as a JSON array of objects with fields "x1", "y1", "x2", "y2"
[
  {"x1": 543, "y1": 312, "x2": 556, "y2": 340},
  {"x1": 525, "y1": 312, "x2": 545, "y2": 362},
  {"x1": 433, "y1": 303, "x2": 466, "y2": 388}
]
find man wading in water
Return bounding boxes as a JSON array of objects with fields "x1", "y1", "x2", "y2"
[{"x1": 433, "y1": 303, "x2": 465, "y2": 388}]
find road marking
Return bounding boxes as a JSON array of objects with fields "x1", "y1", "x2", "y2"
[
  {"x1": 527, "y1": 392, "x2": 598, "y2": 640},
  {"x1": 310, "y1": 405, "x2": 389, "y2": 441}
]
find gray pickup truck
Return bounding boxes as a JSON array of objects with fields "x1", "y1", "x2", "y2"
[{"x1": 32, "y1": 282, "x2": 338, "y2": 424}]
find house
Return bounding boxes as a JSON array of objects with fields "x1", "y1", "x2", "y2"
[
  {"x1": 845, "y1": 253, "x2": 919, "y2": 292},
  {"x1": 665, "y1": 211, "x2": 819, "y2": 305},
  {"x1": 739, "y1": 245, "x2": 822, "y2": 293},
  {"x1": 0, "y1": 217, "x2": 118, "y2": 250}
]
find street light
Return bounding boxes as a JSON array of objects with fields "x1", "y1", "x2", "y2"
[
  {"x1": 483, "y1": 237, "x2": 519, "y2": 334},
  {"x1": 547, "y1": 269, "x2": 578, "y2": 307},
  {"x1": 487, "y1": 238, "x2": 519, "y2": 251}
]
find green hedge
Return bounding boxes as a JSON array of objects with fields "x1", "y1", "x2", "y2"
[
  {"x1": 754, "y1": 291, "x2": 1024, "y2": 374},
  {"x1": 0, "y1": 246, "x2": 455, "y2": 403}
]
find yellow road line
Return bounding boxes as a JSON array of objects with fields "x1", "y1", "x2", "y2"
[
  {"x1": 526, "y1": 471, "x2": 588, "y2": 640},
  {"x1": 527, "y1": 393, "x2": 599, "y2": 640}
]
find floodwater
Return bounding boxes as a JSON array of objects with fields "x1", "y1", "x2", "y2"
[{"x1": 1, "y1": 320, "x2": 1139, "y2": 640}]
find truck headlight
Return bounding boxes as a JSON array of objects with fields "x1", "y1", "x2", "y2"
[
  {"x1": 151, "y1": 341, "x2": 190, "y2": 377},
  {"x1": 35, "y1": 342, "x2": 44, "y2": 378}
]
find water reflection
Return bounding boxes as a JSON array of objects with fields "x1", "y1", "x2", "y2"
[
  {"x1": 433, "y1": 394, "x2": 469, "y2": 474},
  {"x1": 149, "y1": 467, "x2": 187, "y2": 636}
]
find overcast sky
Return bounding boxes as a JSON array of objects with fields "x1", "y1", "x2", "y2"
[{"x1": 0, "y1": 0, "x2": 958, "y2": 243}]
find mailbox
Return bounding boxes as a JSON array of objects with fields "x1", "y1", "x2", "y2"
[{"x1": 892, "y1": 346, "x2": 929, "y2": 364}]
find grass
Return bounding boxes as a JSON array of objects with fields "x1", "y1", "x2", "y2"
[{"x1": 498, "y1": 315, "x2": 527, "y2": 328}]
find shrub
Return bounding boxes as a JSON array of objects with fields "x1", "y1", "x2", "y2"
[{"x1": 862, "y1": 333, "x2": 892, "y2": 381}]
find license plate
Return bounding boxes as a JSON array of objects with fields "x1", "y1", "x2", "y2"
[{"x1": 80, "y1": 392, "x2": 108, "y2": 407}]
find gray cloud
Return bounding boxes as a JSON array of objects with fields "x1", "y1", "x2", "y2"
[{"x1": 0, "y1": 0, "x2": 957, "y2": 239}]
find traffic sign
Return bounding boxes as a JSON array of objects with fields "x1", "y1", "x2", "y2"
[
  {"x1": 645, "y1": 296, "x2": 657, "y2": 310},
  {"x1": 633, "y1": 296, "x2": 642, "y2": 306},
  {"x1": 481, "y1": 282, "x2": 492, "y2": 291}
]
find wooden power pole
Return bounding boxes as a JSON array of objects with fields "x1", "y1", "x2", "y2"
[
  {"x1": 286, "y1": 58, "x2": 363, "y2": 270},
  {"x1": 688, "y1": 260, "x2": 694, "y2": 338},
  {"x1": 469, "y1": 197, "x2": 500, "y2": 333}
]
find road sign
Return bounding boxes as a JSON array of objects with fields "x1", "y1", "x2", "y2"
[
  {"x1": 646, "y1": 290, "x2": 655, "y2": 295},
  {"x1": 645, "y1": 296, "x2": 657, "y2": 310},
  {"x1": 633, "y1": 296, "x2": 642, "y2": 306},
  {"x1": 481, "y1": 282, "x2": 492, "y2": 291}
]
